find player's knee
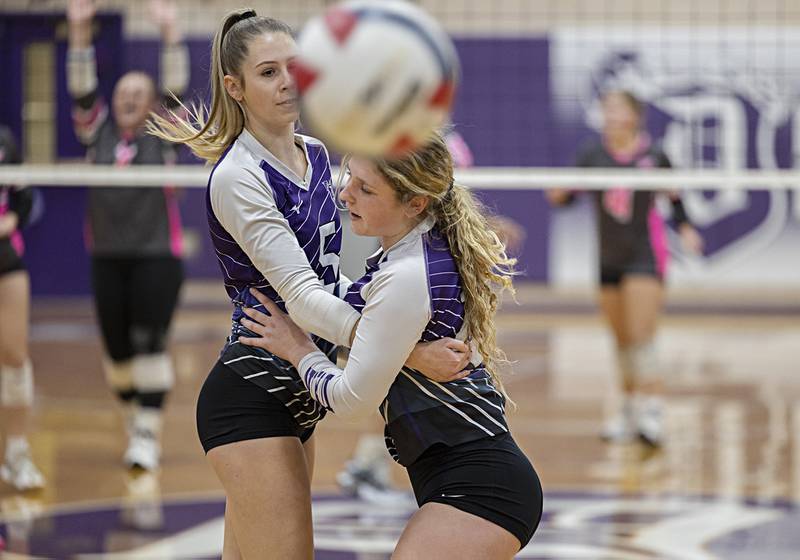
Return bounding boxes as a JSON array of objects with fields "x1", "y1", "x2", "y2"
[
  {"x1": 627, "y1": 329, "x2": 654, "y2": 348},
  {"x1": 103, "y1": 358, "x2": 134, "y2": 392},
  {"x1": 0, "y1": 351, "x2": 29, "y2": 370},
  {"x1": 131, "y1": 352, "x2": 175, "y2": 392},
  {"x1": 629, "y1": 340, "x2": 661, "y2": 381},
  {"x1": 0, "y1": 360, "x2": 34, "y2": 407},
  {"x1": 616, "y1": 347, "x2": 636, "y2": 386},
  {"x1": 131, "y1": 324, "x2": 168, "y2": 355}
]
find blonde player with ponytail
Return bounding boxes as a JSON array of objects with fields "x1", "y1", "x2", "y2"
[
  {"x1": 244, "y1": 132, "x2": 543, "y2": 557},
  {"x1": 149, "y1": 9, "x2": 470, "y2": 558}
]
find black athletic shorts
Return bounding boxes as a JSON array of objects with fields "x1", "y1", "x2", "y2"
[
  {"x1": 407, "y1": 432, "x2": 543, "y2": 549},
  {"x1": 0, "y1": 256, "x2": 24, "y2": 277},
  {"x1": 600, "y1": 261, "x2": 662, "y2": 286},
  {"x1": 0, "y1": 240, "x2": 24, "y2": 277},
  {"x1": 196, "y1": 360, "x2": 315, "y2": 453}
]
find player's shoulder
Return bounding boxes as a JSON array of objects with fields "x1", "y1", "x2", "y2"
[
  {"x1": 210, "y1": 139, "x2": 266, "y2": 191},
  {"x1": 297, "y1": 133, "x2": 324, "y2": 147},
  {"x1": 647, "y1": 142, "x2": 672, "y2": 167},
  {"x1": 368, "y1": 250, "x2": 430, "y2": 317},
  {"x1": 576, "y1": 138, "x2": 605, "y2": 165},
  {"x1": 579, "y1": 138, "x2": 604, "y2": 156},
  {"x1": 297, "y1": 133, "x2": 331, "y2": 162},
  {"x1": 648, "y1": 141, "x2": 668, "y2": 156},
  {"x1": 379, "y1": 237, "x2": 429, "y2": 286},
  {"x1": 0, "y1": 126, "x2": 17, "y2": 160}
]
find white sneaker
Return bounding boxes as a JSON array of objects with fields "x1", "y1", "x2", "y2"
[
  {"x1": 124, "y1": 431, "x2": 161, "y2": 471},
  {"x1": 637, "y1": 398, "x2": 664, "y2": 448},
  {"x1": 1, "y1": 451, "x2": 45, "y2": 491},
  {"x1": 601, "y1": 401, "x2": 636, "y2": 443}
]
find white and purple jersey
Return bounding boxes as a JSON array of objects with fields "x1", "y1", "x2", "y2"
[
  {"x1": 297, "y1": 217, "x2": 508, "y2": 466},
  {"x1": 206, "y1": 129, "x2": 360, "y2": 427}
]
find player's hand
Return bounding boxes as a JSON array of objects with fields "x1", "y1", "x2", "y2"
[
  {"x1": 67, "y1": 0, "x2": 96, "y2": 27},
  {"x1": 149, "y1": 0, "x2": 181, "y2": 44},
  {"x1": 239, "y1": 289, "x2": 317, "y2": 366},
  {"x1": 546, "y1": 189, "x2": 572, "y2": 206},
  {"x1": 678, "y1": 223, "x2": 704, "y2": 256},
  {"x1": 67, "y1": 0, "x2": 96, "y2": 48},
  {"x1": 406, "y1": 337, "x2": 472, "y2": 382}
]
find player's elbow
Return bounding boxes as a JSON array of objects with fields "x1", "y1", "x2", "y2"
[{"x1": 280, "y1": 273, "x2": 324, "y2": 314}]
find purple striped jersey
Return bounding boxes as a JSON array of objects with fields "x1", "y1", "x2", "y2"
[
  {"x1": 299, "y1": 218, "x2": 508, "y2": 466},
  {"x1": 207, "y1": 131, "x2": 342, "y2": 348},
  {"x1": 204, "y1": 130, "x2": 353, "y2": 429}
]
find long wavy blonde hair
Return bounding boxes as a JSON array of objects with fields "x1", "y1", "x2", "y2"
[
  {"x1": 359, "y1": 132, "x2": 517, "y2": 394},
  {"x1": 147, "y1": 9, "x2": 293, "y2": 163}
]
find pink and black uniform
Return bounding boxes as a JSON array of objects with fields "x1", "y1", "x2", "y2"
[
  {"x1": 71, "y1": 82, "x2": 183, "y2": 261},
  {"x1": 0, "y1": 126, "x2": 37, "y2": 277},
  {"x1": 66, "y1": 45, "x2": 186, "y2": 413},
  {"x1": 575, "y1": 136, "x2": 690, "y2": 285}
]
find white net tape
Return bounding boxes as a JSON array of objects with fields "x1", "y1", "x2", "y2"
[{"x1": 1, "y1": 164, "x2": 798, "y2": 190}]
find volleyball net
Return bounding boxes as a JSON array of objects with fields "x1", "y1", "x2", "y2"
[
  {"x1": 2, "y1": 165, "x2": 800, "y2": 191},
  {"x1": 1, "y1": 163, "x2": 797, "y2": 295}
]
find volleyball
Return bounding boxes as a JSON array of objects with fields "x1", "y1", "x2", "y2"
[{"x1": 292, "y1": 0, "x2": 459, "y2": 157}]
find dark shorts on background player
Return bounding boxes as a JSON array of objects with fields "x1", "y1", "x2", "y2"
[
  {"x1": 0, "y1": 255, "x2": 24, "y2": 277},
  {"x1": 599, "y1": 236, "x2": 663, "y2": 286},
  {"x1": 600, "y1": 261, "x2": 663, "y2": 285}
]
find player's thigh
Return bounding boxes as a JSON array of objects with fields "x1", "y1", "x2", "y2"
[
  {"x1": 129, "y1": 256, "x2": 184, "y2": 330},
  {"x1": 303, "y1": 432, "x2": 316, "y2": 482},
  {"x1": 597, "y1": 284, "x2": 629, "y2": 347},
  {"x1": 393, "y1": 502, "x2": 518, "y2": 560},
  {"x1": 621, "y1": 274, "x2": 663, "y2": 343},
  {"x1": 0, "y1": 270, "x2": 29, "y2": 363},
  {"x1": 222, "y1": 500, "x2": 242, "y2": 560},
  {"x1": 208, "y1": 437, "x2": 314, "y2": 560},
  {"x1": 91, "y1": 258, "x2": 133, "y2": 359}
]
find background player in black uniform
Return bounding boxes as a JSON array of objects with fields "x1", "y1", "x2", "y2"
[
  {"x1": 66, "y1": 0, "x2": 189, "y2": 471},
  {"x1": 0, "y1": 125, "x2": 45, "y2": 491},
  {"x1": 548, "y1": 90, "x2": 703, "y2": 447}
]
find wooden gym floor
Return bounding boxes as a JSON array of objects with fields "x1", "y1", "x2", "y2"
[{"x1": 1, "y1": 283, "x2": 798, "y2": 558}]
